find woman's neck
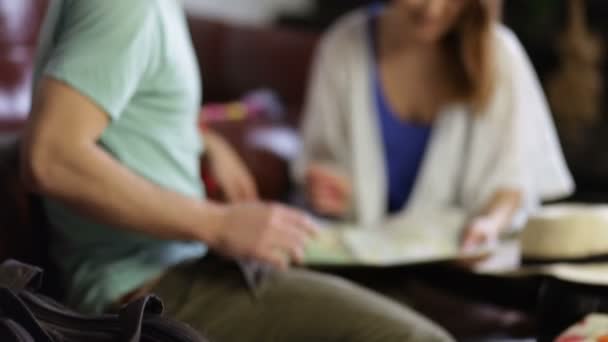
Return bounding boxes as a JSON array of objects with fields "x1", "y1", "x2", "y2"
[
  {"x1": 374, "y1": 8, "x2": 465, "y2": 123},
  {"x1": 378, "y1": 10, "x2": 447, "y2": 79},
  {"x1": 380, "y1": 7, "x2": 442, "y2": 56}
]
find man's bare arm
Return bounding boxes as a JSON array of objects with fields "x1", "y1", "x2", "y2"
[
  {"x1": 22, "y1": 78, "x2": 222, "y2": 241},
  {"x1": 21, "y1": 78, "x2": 317, "y2": 268}
]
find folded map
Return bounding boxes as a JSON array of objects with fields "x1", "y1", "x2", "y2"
[{"x1": 304, "y1": 209, "x2": 489, "y2": 266}]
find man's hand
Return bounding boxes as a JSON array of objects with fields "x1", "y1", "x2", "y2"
[
  {"x1": 204, "y1": 131, "x2": 259, "y2": 203},
  {"x1": 208, "y1": 203, "x2": 318, "y2": 270},
  {"x1": 306, "y1": 163, "x2": 352, "y2": 218}
]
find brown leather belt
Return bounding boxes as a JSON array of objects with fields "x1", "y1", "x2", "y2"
[{"x1": 110, "y1": 275, "x2": 163, "y2": 312}]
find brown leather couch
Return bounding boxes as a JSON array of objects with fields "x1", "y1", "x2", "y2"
[
  {"x1": 188, "y1": 17, "x2": 318, "y2": 122},
  {"x1": 0, "y1": 1, "x2": 319, "y2": 269}
]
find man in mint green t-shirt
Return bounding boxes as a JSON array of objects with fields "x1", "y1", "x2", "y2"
[{"x1": 22, "y1": 0, "x2": 452, "y2": 341}]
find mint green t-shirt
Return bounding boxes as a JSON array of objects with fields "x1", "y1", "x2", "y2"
[{"x1": 34, "y1": 0, "x2": 207, "y2": 313}]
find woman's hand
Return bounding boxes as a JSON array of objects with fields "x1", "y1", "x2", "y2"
[
  {"x1": 204, "y1": 131, "x2": 259, "y2": 203},
  {"x1": 306, "y1": 163, "x2": 352, "y2": 218},
  {"x1": 461, "y1": 189, "x2": 522, "y2": 254},
  {"x1": 461, "y1": 216, "x2": 501, "y2": 253}
]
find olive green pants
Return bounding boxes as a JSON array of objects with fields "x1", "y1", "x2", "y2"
[{"x1": 152, "y1": 257, "x2": 453, "y2": 342}]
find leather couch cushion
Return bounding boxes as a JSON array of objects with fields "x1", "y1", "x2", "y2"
[{"x1": 188, "y1": 17, "x2": 319, "y2": 124}]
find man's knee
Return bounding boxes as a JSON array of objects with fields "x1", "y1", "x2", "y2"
[
  {"x1": 345, "y1": 289, "x2": 455, "y2": 342},
  {"x1": 408, "y1": 326, "x2": 454, "y2": 342},
  {"x1": 359, "y1": 315, "x2": 454, "y2": 342},
  {"x1": 267, "y1": 270, "x2": 454, "y2": 341}
]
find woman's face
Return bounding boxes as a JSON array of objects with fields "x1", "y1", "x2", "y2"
[{"x1": 394, "y1": 0, "x2": 471, "y2": 43}]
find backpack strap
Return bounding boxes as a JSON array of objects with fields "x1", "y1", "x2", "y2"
[
  {"x1": 0, "y1": 318, "x2": 35, "y2": 342},
  {"x1": 0, "y1": 261, "x2": 43, "y2": 291},
  {"x1": 0, "y1": 288, "x2": 52, "y2": 341},
  {"x1": 119, "y1": 295, "x2": 164, "y2": 342}
]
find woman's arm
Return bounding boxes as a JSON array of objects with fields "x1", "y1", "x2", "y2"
[
  {"x1": 461, "y1": 189, "x2": 522, "y2": 252},
  {"x1": 460, "y1": 26, "x2": 574, "y2": 253}
]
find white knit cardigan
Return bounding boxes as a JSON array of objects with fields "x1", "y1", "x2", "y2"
[{"x1": 294, "y1": 10, "x2": 574, "y2": 229}]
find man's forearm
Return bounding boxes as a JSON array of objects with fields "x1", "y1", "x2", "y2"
[
  {"x1": 22, "y1": 78, "x2": 227, "y2": 244},
  {"x1": 23, "y1": 137, "x2": 224, "y2": 243}
]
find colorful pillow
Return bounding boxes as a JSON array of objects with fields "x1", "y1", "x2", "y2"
[
  {"x1": 199, "y1": 89, "x2": 283, "y2": 125},
  {"x1": 556, "y1": 314, "x2": 608, "y2": 342}
]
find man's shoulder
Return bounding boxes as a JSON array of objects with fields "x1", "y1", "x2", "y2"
[
  {"x1": 61, "y1": 0, "x2": 161, "y2": 25},
  {"x1": 54, "y1": 0, "x2": 163, "y2": 49},
  {"x1": 63, "y1": 0, "x2": 159, "y2": 12}
]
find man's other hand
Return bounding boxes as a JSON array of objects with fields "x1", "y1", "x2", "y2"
[{"x1": 204, "y1": 131, "x2": 259, "y2": 203}]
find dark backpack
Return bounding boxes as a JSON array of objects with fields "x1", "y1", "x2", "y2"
[{"x1": 0, "y1": 260, "x2": 207, "y2": 342}]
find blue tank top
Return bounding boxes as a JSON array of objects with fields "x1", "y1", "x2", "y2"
[{"x1": 368, "y1": 7, "x2": 433, "y2": 214}]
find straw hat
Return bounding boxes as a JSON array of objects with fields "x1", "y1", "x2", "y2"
[{"x1": 521, "y1": 204, "x2": 608, "y2": 261}]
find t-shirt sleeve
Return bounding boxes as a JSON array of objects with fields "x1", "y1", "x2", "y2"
[{"x1": 43, "y1": 0, "x2": 159, "y2": 120}]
